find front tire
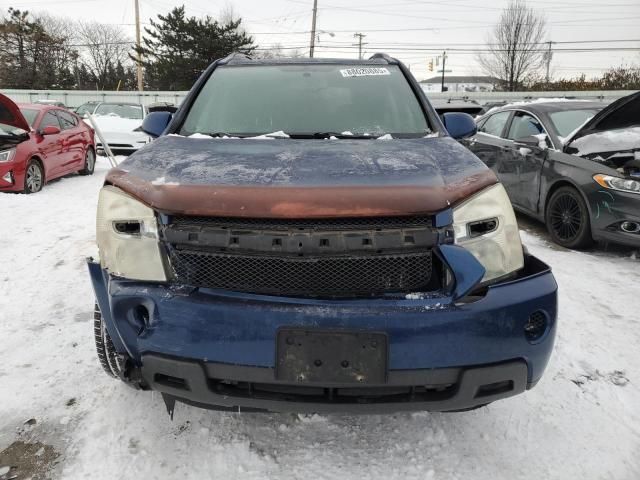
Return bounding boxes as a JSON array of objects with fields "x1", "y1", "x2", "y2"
[
  {"x1": 545, "y1": 186, "x2": 593, "y2": 249},
  {"x1": 23, "y1": 160, "x2": 44, "y2": 194},
  {"x1": 79, "y1": 148, "x2": 95, "y2": 175},
  {"x1": 94, "y1": 303, "x2": 123, "y2": 378}
]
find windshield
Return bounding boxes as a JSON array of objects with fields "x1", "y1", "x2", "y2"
[
  {"x1": 94, "y1": 103, "x2": 143, "y2": 120},
  {"x1": 179, "y1": 64, "x2": 431, "y2": 137},
  {"x1": 549, "y1": 109, "x2": 600, "y2": 138},
  {"x1": 19, "y1": 108, "x2": 38, "y2": 127}
]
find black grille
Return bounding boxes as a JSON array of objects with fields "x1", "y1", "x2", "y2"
[
  {"x1": 169, "y1": 215, "x2": 432, "y2": 231},
  {"x1": 208, "y1": 380, "x2": 456, "y2": 404},
  {"x1": 168, "y1": 249, "x2": 433, "y2": 298}
]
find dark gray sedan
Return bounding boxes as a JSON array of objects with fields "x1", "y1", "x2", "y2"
[{"x1": 463, "y1": 93, "x2": 640, "y2": 249}]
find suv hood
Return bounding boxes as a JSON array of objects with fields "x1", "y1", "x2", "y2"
[{"x1": 106, "y1": 135, "x2": 497, "y2": 218}]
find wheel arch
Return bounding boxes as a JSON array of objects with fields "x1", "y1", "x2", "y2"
[
  {"x1": 543, "y1": 178, "x2": 593, "y2": 219},
  {"x1": 28, "y1": 155, "x2": 46, "y2": 184},
  {"x1": 543, "y1": 179, "x2": 595, "y2": 238}
]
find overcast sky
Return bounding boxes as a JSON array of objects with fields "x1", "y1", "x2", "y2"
[{"x1": 2, "y1": 0, "x2": 639, "y2": 81}]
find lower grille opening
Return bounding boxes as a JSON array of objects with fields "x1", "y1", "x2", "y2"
[{"x1": 208, "y1": 380, "x2": 457, "y2": 404}]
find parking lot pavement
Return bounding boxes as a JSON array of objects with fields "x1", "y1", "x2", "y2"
[{"x1": 0, "y1": 157, "x2": 638, "y2": 480}]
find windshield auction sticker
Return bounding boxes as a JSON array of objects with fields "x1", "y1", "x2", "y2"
[{"x1": 340, "y1": 67, "x2": 391, "y2": 77}]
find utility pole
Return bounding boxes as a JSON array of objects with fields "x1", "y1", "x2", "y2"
[
  {"x1": 309, "y1": 0, "x2": 318, "y2": 58},
  {"x1": 353, "y1": 33, "x2": 367, "y2": 60},
  {"x1": 134, "y1": 0, "x2": 144, "y2": 91},
  {"x1": 440, "y1": 51, "x2": 447, "y2": 92},
  {"x1": 545, "y1": 41, "x2": 553, "y2": 84}
]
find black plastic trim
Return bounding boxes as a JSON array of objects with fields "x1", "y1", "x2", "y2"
[{"x1": 138, "y1": 354, "x2": 529, "y2": 413}]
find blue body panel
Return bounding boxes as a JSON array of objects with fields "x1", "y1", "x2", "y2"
[{"x1": 89, "y1": 256, "x2": 557, "y2": 385}]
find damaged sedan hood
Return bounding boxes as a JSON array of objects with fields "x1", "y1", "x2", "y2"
[
  {"x1": 106, "y1": 135, "x2": 497, "y2": 218},
  {"x1": 565, "y1": 92, "x2": 640, "y2": 178}
]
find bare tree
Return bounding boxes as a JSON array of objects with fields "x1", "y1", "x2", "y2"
[
  {"x1": 33, "y1": 12, "x2": 78, "y2": 87},
  {"x1": 76, "y1": 21, "x2": 131, "y2": 89},
  {"x1": 478, "y1": 0, "x2": 547, "y2": 91}
]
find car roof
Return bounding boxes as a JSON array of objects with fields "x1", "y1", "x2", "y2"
[
  {"x1": 497, "y1": 101, "x2": 607, "y2": 114},
  {"x1": 17, "y1": 103, "x2": 50, "y2": 111}
]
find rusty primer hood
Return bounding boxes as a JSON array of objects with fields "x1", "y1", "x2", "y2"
[{"x1": 106, "y1": 135, "x2": 497, "y2": 218}]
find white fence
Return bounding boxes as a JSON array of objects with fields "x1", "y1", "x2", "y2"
[{"x1": 1, "y1": 88, "x2": 636, "y2": 108}]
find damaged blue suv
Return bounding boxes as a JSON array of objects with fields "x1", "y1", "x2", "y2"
[{"x1": 88, "y1": 54, "x2": 557, "y2": 416}]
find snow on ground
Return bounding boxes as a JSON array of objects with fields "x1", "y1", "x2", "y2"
[{"x1": 1, "y1": 158, "x2": 639, "y2": 479}]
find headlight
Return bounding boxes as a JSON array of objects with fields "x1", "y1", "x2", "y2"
[
  {"x1": 593, "y1": 174, "x2": 640, "y2": 194},
  {"x1": 96, "y1": 185, "x2": 166, "y2": 281},
  {"x1": 453, "y1": 184, "x2": 524, "y2": 282},
  {"x1": 0, "y1": 148, "x2": 16, "y2": 162}
]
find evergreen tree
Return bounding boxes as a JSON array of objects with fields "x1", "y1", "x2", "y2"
[{"x1": 134, "y1": 6, "x2": 255, "y2": 90}]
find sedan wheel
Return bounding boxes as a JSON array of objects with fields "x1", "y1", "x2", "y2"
[
  {"x1": 545, "y1": 186, "x2": 593, "y2": 249},
  {"x1": 79, "y1": 148, "x2": 95, "y2": 175},
  {"x1": 24, "y1": 160, "x2": 44, "y2": 194}
]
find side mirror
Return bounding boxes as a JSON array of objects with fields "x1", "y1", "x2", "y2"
[
  {"x1": 442, "y1": 112, "x2": 477, "y2": 140},
  {"x1": 141, "y1": 111, "x2": 173, "y2": 138},
  {"x1": 515, "y1": 135, "x2": 546, "y2": 149},
  {"x1": 40, "y1": 125, "x2": 61, "y2": 136}
]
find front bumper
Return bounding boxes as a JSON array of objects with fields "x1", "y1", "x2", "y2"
[
  {"x1": 96, "y1": 132, "x2": 149, "y2": 153},
  {"x1": 589, "y1": 189, "x2": 640, "y2": 247},
  {"x1": 89, "y1": 254, "x2": 558, "y2": 413}
]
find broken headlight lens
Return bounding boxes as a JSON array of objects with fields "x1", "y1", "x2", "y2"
[
  {"x1": 96, "y1": 185, "x2": 167, "y2": 281},
  {"x1": 593, "y1": 174, "x2": 640, "y2": 195},
  {"x1": 453, "y1": 183, "x2": 524, "y2": 282},
  {"x1": 0, "y1": 148, "x2": 16, "y2": 162}
]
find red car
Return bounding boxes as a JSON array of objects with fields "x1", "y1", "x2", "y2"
[{"x1": 0, "y1": 94, "x2": 96, "y2": 194}]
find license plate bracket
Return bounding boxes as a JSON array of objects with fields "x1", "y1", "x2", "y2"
[{"x1": 276, "y1": 328, "x2": 388, "y2": 384}]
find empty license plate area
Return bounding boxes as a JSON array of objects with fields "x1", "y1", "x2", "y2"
[{"x1": 276, "y1": 328, "x2": 388, "y2": 384}]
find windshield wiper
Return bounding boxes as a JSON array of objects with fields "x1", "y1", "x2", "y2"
[{"x1": 288, "y1": 132, "x2": 377, "y2": 139}]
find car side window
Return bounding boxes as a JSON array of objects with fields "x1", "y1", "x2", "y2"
[
  {"x1": 479, "y1": 111, "x2": 511, "y2": 138},
  {"x1": 508, "y1": 112, "x2": 545, "y2": 140},
  {"x1": 39, "y1": 111, "x2": 61, "y2": 130},
  {"x1": 57, "y1": 110, "x2": 77, "y2": 130}
]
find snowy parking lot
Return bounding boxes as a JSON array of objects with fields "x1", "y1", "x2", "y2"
[{"x1": 1, "y1": 157, "x2": 639, "y2": 480}]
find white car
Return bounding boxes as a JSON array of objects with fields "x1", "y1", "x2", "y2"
[{"x1": 78, "y1": 102, "x2": 150, "y2": 154}]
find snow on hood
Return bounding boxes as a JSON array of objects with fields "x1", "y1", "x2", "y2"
[{"x1": 568, "y1": 127, "x2": 640, "y2": 156}]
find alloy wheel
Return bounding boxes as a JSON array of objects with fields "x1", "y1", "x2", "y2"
[
  {"x1": 26, "y1": 163, "x2": 43, "y2": 193},
  {"x1": 549, "y1": 193, "x2": 582, "y2": 241}
]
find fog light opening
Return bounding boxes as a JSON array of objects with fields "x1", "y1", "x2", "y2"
[
  {"x1": 525, "y1": 311, "x2": 548, "y2": 343},
  {"x1": 2, "y1": 170, "x2": 14, "y2": 184},
  {"x1": 620, "y1": 221, "x2": 640, "y2": 234}
]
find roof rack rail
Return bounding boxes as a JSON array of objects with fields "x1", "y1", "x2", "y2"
[
  {"x1": 221, "y1": 52, "x2": 253, "y2": 63},
  {"x1": 368, "y1": 52, "x2": 395, "y2": 63}
]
